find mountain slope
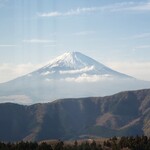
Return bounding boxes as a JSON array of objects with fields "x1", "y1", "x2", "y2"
[
  {"x1": 34, "y1": 51, "x2": 131, "y2": 79},
  {"x1": 0, "y1": 52, "x2": 149, "y2": 104},
  {"x1": 0, "y1": 89, "x2": 150, "y2": 141}
]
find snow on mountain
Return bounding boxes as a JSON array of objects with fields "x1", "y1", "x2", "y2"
[
  {"x1": 0, "y1": 51, "x2": 150, "y2": 104},
  {"x1": 30, "y1": 51, "x2": 132, "y2": 82}
]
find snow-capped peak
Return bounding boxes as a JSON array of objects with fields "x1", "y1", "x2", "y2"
[
  {"x1": 44, "y1": 51, "x2": 106, "y2": 69},
  {"x1": 33, "y1": 51, "x2": 132, "y2": 79},
  {"x1": 49, "y1": 51, "x2": 83, "y2": 68}
]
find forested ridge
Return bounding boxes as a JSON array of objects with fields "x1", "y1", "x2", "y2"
[{"x1": 0, "y1": 136, "x2": 150, "y2": 150}]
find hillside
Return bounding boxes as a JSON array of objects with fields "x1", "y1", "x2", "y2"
[{"x1": 0, "y1": 89, "x2": 150, "y2": 141}]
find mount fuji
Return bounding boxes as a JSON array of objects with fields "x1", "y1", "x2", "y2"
[
  {"x1": 0, "y1": 52, "x2": 149, "y2": 104},
  {"x1": 31, "y1": 51, "x2": 132, "y2": 81}
]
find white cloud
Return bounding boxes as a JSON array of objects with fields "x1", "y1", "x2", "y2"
[
  {"x1": 23, "y1": 39, "x2": 55, "y2": 43},
  {"x1": 0, "y1": 44, "x2": 16, "y2": 47},
  {"x1": 131, "y1": 33, "x2": 150, "y2": 39},
  {"x1": 74, "y1": 74, "x2": 113, "y2": 82},
  {"x1": 59, "y1": 66, "x2": 94, "y2": 74},
  {"x1": 0, "y1": 95, "x2": 32, "y2": 104},
  {"x1": 39, "y1": 2, "x2": 150, "y2": 17},
  {"x1": 65, "y1": 7, "x2": 97, "y2": 15},
  {"x1": 59, "y1": 74, "x2": 114, "y2": 83},
  {"x1": 131, "y1": 44, "x2": 150, "y2": 52},
  {"x1": 128, "y1": 2, "x2": 150, "y2": 11},
  {"x1": 100, "y1": 2, "x2": 150, "y2": 12},
  {"x1": 0, "y1": 63, "x2": 42, "y2": 83},
  {"x1": 121, "y1": 32, "x2": 150, "y2": 41},
  {"x1": 134, "y1": 45, "x2": 150, "y2": 49},
  {"x1": 38, "y1": 7, "x2": 97, "y2": 17},
  {"x1": 106, "y1": 61, "x2": 150, "y2": 81},
  {"x1": 39, "y1": 11, "x2": 62, "y2": 17}
]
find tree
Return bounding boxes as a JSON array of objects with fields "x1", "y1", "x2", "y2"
[
  {"x1": 38, "y1": 142, "x2": 52, "y2": 150},
  {"x1": 54, "y1": 140, "x2": 64, "y2": 150}
]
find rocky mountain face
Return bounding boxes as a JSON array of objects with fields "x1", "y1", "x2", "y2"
[
  {"x1": 0, "y1": 89, "x2": 150, "y2": 142},
  {"x1": 0, "y1": 52, "x2": 149, "y2": 104}
]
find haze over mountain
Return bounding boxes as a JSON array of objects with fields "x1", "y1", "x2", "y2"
[
  {"x1": 0, "y1": 52, "x2": 149, "y2": 104},
  {"x1": 0, "y1": 88, "x2": 150, "y2": 142}
]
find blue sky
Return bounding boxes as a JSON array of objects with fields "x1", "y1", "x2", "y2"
[{"x1": 0, "y1": 0, "x2": 150, "y2": 82}]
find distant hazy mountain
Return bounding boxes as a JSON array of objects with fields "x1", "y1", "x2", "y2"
[
  {"x1": 0, "y1": 89, "x2": 150, "y2": 142},
  {"x1": 0, "y1": 52, "x2": 149, "y2": 104}
]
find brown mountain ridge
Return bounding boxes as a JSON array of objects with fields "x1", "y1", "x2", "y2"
[{"x1": 0, "y1": 88, "x2": 150, "y2": 142}]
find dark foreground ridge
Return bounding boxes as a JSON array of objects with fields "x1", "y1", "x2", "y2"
[
  {"x1": 0, "y1": 89, "x2": 150, "y2": 141},
  {"x1": 0, "y1": 136, "x2": 150, "y2": 150}
]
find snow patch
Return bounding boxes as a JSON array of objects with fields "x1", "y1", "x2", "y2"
[
  {"x1": 44, "y1": 52, "x2": 106, "y2": 70},
  {"x1": 60, "y1": 74, "x2": 114, "y2": 83},
  {"x1": 59, "y1": 66, "x2": 95, "y2": 74},
  {"x1": 28, "y1": 51, "x2": 132, "y2": 82},
  {"x1": 41, "y1": 71, "x2": 55, "y2": 76}
]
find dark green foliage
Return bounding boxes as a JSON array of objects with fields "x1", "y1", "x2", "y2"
[
  {"x1": 0, "y1": 136, "x2": 150, "y2": 150},
  {"x1": 118, "y1": 135, "x2": 150, "y2": 150},
  {"x1": 54, "y1": 141, "x2": 64, "y2": 150},
  {"x1": 0, "y1": 141, "x2": 38, "y2": 150},
  {"x1": 38, "y1": 142, "x2": 53, "y2": 150},
  {"x1": 103, "y1": 135, "x2": 150, "y2": 150},
  {"x1": 0, "y1": 140, "x2": 102, "y2": 150},
  {"x1": 0, "y1": 141, "x2": 52, "y2": 150}
]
